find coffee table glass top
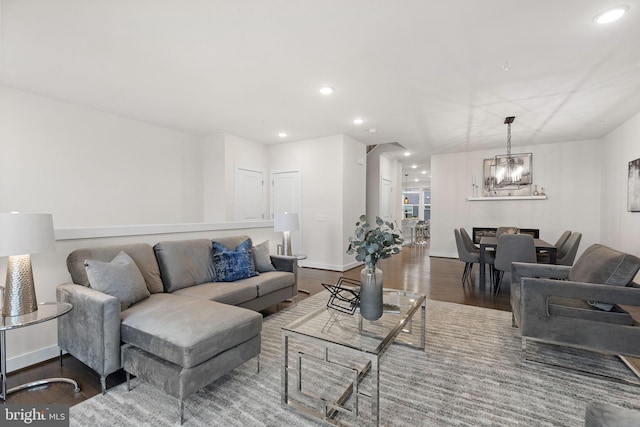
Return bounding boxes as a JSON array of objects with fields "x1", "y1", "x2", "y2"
[{"x1": 283, "y1": 289, "x2": 425, "y2": 355}]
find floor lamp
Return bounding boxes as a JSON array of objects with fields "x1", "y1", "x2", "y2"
[
  {"x1": 274, "y1": 212, "x2": 299, "y2": 256},
  {"x1": 0, "y1": 213, "x2": 56, "y2": 317}
]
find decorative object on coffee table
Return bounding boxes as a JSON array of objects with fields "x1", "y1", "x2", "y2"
[
  {"x1": 346, "y1": 215, "x2": 402, "y2": 320},
  {"x1": 321, "y1": 277, "x2": 360, "y2": 314}
]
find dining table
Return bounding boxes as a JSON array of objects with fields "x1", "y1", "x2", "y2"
[{"x1": 478, "y1": 236, "x2": 557, "y2": 290}]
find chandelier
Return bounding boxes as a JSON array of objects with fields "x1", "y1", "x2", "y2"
[
  {"x1": 403, "y1": 174, "x2": 409, "y2": 204},
  {"x1": 488, "y1": 116, "x2": 528, "y2": 191}
]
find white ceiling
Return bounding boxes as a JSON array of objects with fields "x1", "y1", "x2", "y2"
[{"x1": 2, "y1": 0, "x2": 640, "y2": 186}]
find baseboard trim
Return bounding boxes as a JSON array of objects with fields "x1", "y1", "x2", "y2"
[
  {"x1": 429, "y1": 251, "x2": 457, "y2": 259},
  {"x1": 7, "y1": 345, "x2": 61, "y2": 373}
]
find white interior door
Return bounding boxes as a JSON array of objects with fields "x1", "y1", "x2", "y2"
[
  {"x1": 381, "y1": 177, "x2": 393, "y2": 221},
  {"x1": 235, "y1": 168, "x2": 264, "y2": 220},
  {"x1": 271, "y1": 170, "x2": 302, "y2": 254}
]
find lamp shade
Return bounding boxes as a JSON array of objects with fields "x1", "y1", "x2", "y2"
[
  {"x1": 274, "y1": 212, "x2": 299, "y2": 232},
  {"x1": 0, "y1": 213, "x2": 56, "y2": 257}
]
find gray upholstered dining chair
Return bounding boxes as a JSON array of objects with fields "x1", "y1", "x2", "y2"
[
  {"x1": 454, "y1": 228, "x2": 494, "y2": 286},
  {"x1": 493, "y1": 233, "x2": 537, "y2": 296},
  {"x1": 496, "y1": 226, "x2": 518, "y2": 237},
  {"x1": 555, "y1": 230, "x2": 572, "y2": 250},
  {"x1": 460, "y1": 227, "x2": 478, "y2": 252},
  {"x1": 537, "y1": 230, "x2": 571, "y2": 263},
  {"x1": 556, "y1": 232, "x2": 581, "y2": 265}
]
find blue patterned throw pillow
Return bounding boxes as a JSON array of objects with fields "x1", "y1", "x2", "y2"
[{"x1": 212, "y1": 239, "x2": 259, "y2": 282}]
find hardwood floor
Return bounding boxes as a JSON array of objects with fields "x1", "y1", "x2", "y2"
[{"x1": 4, "y1": 242, "x2": 509, "y2": 406}]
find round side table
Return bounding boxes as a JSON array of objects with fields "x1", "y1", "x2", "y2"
[
  {"x1": 293, "y1": 254, "x2": 310, "y2": 294},
  {"x1": 1, "y1": 302, "x2": 80, "y2": 400}
]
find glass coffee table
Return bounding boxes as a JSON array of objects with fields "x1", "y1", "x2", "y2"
[{"x1": 281, "y1": 289, "x2": 425, "y2": 426}]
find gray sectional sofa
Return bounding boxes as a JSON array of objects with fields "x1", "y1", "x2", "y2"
[{"x1": 57, "y1": 235, "x2": 297, "y2": 423}]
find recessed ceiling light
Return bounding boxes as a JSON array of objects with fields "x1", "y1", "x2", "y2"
[
  {"x1": 593, "y1": 5, "x2": 629, "y2": 24},
  {"x1": 414, "y1": 179, "x2": 419, "y2": 182},
  {"x1": 353, "y1": 118, "x2": 364, "y2": 125},
  {"x1": 319, "y1": 86, "x2": 334, "y2": 95},
  {"x1": 367, "y1": 128, "x2": 377, "y2": 133},
  {"x1": 404, "y1": 152, "x2": 411, "y2": 156},
  {"x1": 411, "y1": 164, "x2": 417, "y2": 169},
  {"x1": 421, "y1": 170, "x2": 427, "y2": 174},
  {"x1": 278, "y1": 132, "x2": 288, "y2": 138}
]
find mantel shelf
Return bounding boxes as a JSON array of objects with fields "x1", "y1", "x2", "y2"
[{"x1": 467, "y1": 196, "x2": 547, "y2": 201}]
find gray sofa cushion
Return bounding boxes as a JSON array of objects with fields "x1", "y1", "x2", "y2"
[
  {"x1": 154, "y1": 239, "x2": 214, "y2": 292},
  {"x1": 569, "y1": 244, "x2": 640, "y2": 311},
  {"x1": 67, "y1": 243, "x2": 164, "y2": 294},
  {"x1": 235, "y1": 271, "x2": 296, "y2": 297},
  {"x1": 121, "y1": 294, "x2": 262, "y2": 369},
  {"x1": 84, "y1": 251, "x2": 150, "y2": 311},
  {"x1": 172, "y1": 281, "x2": 258, "y2": 305}
]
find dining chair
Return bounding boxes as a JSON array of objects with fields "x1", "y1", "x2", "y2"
[
  {"x1": 493, "y1": 233, "x2": 537, "y2": 297},
  {"x1": 496, "y1": 226, "x2": 519, "y2": 237},
  {"x1": 460, "y1": 228, "x2": 479, "y2": 252},
  {"x1": 415, "y1": 220, "x2": 427, "y2": 244},
  {"x1": 556, "y1": 232, "x2": 582, "y2": 266},
  {"x1": 454, "y1": 228, "x2": 494, "y2": 286},
  {"x1": 537, "y1": 230, "x2": 571, "y2": 263}
]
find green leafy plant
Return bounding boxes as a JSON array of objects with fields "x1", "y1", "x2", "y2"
[{"x1": 346, "y1": 215, "x2": 403, "y2": 268}]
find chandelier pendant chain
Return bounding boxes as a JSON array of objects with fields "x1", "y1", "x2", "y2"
[{"x1": 506, "y1": 121, "x2": 512, "y2": 162}]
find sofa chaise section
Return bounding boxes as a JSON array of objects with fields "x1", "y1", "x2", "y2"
[{"x1": 119, "y1": 293, "x2": 262, "y2": 423}]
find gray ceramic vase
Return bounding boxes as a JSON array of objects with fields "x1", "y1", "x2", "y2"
[{"x1": 359, "y1": 265, "x2": 383, "y2": 320}]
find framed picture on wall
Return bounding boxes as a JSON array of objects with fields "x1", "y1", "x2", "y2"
[
  {"x1": 628, "y1": 158, "x2": 640, "y2": 212},
  {"x1": 482, "y1": 153, "x2": 532, "y2": 197}
]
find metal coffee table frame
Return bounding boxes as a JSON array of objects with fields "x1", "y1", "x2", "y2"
[{"x1": 281, "y1": 289, "x2": 425, "y2": 426}]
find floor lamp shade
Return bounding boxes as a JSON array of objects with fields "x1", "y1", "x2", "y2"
[
  {"x1": 274, "y1": 213, "x2": 299, "y2": 256},
  {"x1": 0, "y1": 213, "x2": 56, "y2": 317}
]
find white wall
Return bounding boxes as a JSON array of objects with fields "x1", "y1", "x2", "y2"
[
  {"x1": 202, "y1": 133, "x2": 227, "y2": 222},
  {"x1": 431, "y1": 139, "x2": 602, "y2": 258},
  {"x1": 600, "y1": 111, "x2": 640, "y2": 256},
  {"x1": 0, "y1": 86, "x2": 203, "y2": 227},
  {"x1": 269, "y1": 134, "x2": 367, "y2": 271},
  {"x1": 342, "y1": 134, "x2": 367, "y2": 268}
]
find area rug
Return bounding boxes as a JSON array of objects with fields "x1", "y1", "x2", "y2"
[{"x1": 70, "y1": 292, "x2": 640, "y2": 426}]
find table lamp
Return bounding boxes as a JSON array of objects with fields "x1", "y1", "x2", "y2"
[
  {"x1": 274, "y1": 212, "x2": 299, "y2": 256},
  {"x1": 0, "y1": 212, "x2": 56, "y2": 317}
]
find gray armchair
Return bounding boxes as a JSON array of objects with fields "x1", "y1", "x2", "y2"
[{"x1": 511, "y1": 244, "x2": 640, "y2": 358}]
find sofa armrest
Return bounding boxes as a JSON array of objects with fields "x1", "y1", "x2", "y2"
[
  {"x1": 521, "y1": 278, "x2": 640, "y2": 307},
  {"x1": 270, "y1": 255, "x2": 297, "y2": 273},
  {"x1": 56, "y1": 283, "x2": 122, "y2": 378},
  {"x1": 519, "y1": 278, "x2": 640, "y2": 356},
  {"x1": 511, "y1": 262, "x2": 571, "y2": 284}
]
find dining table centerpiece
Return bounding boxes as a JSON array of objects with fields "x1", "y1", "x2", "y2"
[{"x1": 347, "y1": 215, "x2": 403, "y2": 320}]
